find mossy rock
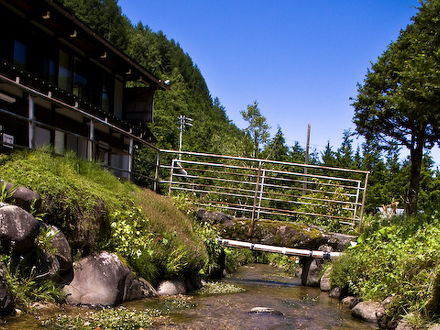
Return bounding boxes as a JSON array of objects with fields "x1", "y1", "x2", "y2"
[{"x1": 218, "y1": 217, "x2": 353, "y2": 251}]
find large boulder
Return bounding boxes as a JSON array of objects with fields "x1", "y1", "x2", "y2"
[
  {"x1": 351, "y1": 301, "x2": 382, "y2": 324},
  {"x1": 48, "y1": 226, "x2": 72, "y2": 274},
  {"x1": 0, "y1": 181, "x2": 41, "y2": 212},
  {"x1": 35, "y1": 249, "x2": 60, "y2": 281},
  {"x1": 157, "y1": 280, "x2": 186, "y2": 296},
  {"x1": 63, "y1": 251, "x2": 156, "y2": 306},
  {"x1": 125, "y1": 277, "x2": 157, "y2": 301},
  {"x1": 319, "y1": 266, "x2": 332, "y2": 292},
  {"x1": 0, "y1": 203, "x2": 39, "y2": 253}
]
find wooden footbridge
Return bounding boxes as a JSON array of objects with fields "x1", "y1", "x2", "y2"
[{"x1": 148, "y1": 149, "x2": 369, "y2": 259}]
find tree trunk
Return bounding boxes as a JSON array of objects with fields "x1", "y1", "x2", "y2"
[{"x1": 407, "y1": 136, "x2": 424, "y2": 215}]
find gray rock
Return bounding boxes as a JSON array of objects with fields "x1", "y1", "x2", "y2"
[
  {"x1": 302, "y1": 246, "x2": 332, "y2": 287},
  {"x1": 329, "y1": 287, "x2": 341, "y2": 299},
  {"x1": 0, "y1": 203, "x2": 39, "y2": 253},
  {"x1": 125, "y1": 277, "x2": 157, "y2": 301},
  {"x1": 395, "y1": 320, "x2": 416, "y2": 330},
  {"x1": 249, "y1": 307, "x2": 284, "y2": 316},
  {"x1": 301, "y1": 259, "x2": 321, "y2": 287},
  {"x1": 351, "y1": 301, "x2": 381, "y2": 324},
  {"x1": 196, "y1": 209, "x2": 234, "y2": 226},
  {"x1": 429, "y1": 324, "x2": 440, "y2": 330},
  {"x1": 35, "y1": 249, "x2": 60, "y2": 281},
  {"x1": 341, "y1": 296, "x2": 356, "y2": 306},
  {"x1": 157, "y1": 280, "x2": 186, "y2": 296},
  {"x1": 376, "y1": 296, "x2": 397, "y2": 329},
  {"x1": 349, "y1": 297, "x2": 362, "y2": 310},
  {"x1": 184, "y1": 275, "x2": 202, "y2": 292},
  {"x1": 0, "y1": 181, "x2": 42, "y2": 212},
  {"x1": 48, "y1": 226, "x2": 72, "y2": 274},
  {"x1": 320, "y1": 266, "x2": 332, "y2": 292},
  {"x1": 324, "y1": 232, "x2": 357, "y2": 251},
  {"x1": 63, "y1": 251, "x2": 154, "y2": 306}
]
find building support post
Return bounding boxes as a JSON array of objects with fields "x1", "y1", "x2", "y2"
[
  {"x1": 28, "y1": 94, "x2": 35, "y2": 149},
  {"x1": 128, "y1": 137, "x2": 134, "y2": 181},
  {"x1": 88, "y1": 119, "x2": 95, "y2": 162}
]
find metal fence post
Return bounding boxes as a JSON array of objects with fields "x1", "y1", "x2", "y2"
[
  {"x1": 154, "y1": 150, "x2": 161, "y2": 192},
  {"x1": 257, "y1": 168, "x2": 266, "y2": 220},
  {"x1": 359, "y1": 172, "x2": 369, "y2": 231},
  {"x1": 248, "y1": 161, "x2": 262, "y2": 237},
  {"x1": 168, "y1": 159, "x2": 175, "y2": 197},
  {"x1": 354, "y1": 180, "x2": 361, "y2": 220}
]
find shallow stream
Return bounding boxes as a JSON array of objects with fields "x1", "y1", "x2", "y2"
[{"x1": 2, "y1": 263, "x2": 377, "y2": 329}]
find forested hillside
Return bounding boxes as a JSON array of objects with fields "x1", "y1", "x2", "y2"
[
  {"x1": 58, "y1": 0, "x2": 440, "y2": 215},
  {"x1": 60, "y1": 0, "x2": 250, "y2": 156}
]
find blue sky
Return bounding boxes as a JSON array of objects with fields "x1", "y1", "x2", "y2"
[{"x1": 118, "y1": 0, "x2": 439, "y2": 162}]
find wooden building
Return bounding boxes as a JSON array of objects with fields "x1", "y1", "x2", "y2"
[{"x1": 0, "y1": 0, "x2": 168, "y2": 178}]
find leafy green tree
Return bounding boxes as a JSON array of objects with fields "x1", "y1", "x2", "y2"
[
  {"x1": 352, "y1": 0, "x2": 440, "y2": 214},
  {"x1": 262, "y1": 127, "x2": 289, "y2": 161},
  {"x1": 335, "y1": 130, "x2": 355, "y2": 169},
  {"x1": 289, "y1": 141, "x2": 305, "y2": 163},
  {"x1": 240, "y1": 101, "x2": 270, "y2": 157},
  {"x1": 321, "y1": 142, "x2": 336, "y2": 167}
]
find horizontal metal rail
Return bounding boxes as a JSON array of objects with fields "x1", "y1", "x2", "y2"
[
  {"x1": 162, "y1": 151, "x2": 369, "y2": 231},
  {"x1": 219, "y1": 239, "x2": 342, "y2": 259},
  {"x1": 160, "y1": 149, "x2": 369, "y2": 175}
]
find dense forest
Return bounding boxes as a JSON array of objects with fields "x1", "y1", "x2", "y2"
[{"x1": 58, "y1": 0, "x2": 440, "y2": 215}]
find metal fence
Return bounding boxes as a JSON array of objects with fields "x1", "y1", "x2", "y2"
[{"x1": 158, "y1": 150, "x2": 369, "y2": 231}]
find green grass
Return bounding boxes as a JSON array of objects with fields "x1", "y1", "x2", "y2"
[
  {"x1": 331, "y1": 213, "x2": 440, "y2": 327},
  {"x1": 0, "y1": 149, "x2": 208, "y2": 284}
]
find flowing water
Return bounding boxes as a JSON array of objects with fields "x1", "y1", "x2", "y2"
[
  {"x1": 2, "y1": 263, "x2": 377, "y2": 329},
  {"x1": 129, "y1": 263, "x2": 377, "y2": 329}
]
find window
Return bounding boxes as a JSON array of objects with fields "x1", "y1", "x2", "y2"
[
  {"x1": 35, "y1": 126, "x2": 51, "y2": 147},
  {"x1": 66, "y1": 134, "x2": 88, "y2": 159},
  {"x1": 13, "y1": 40, "x2": 27, "y2": 68},
  {"x1": 73, "y1": 57, "x2": 87, "y2": 99},
  {"x1": 101, "y1": 72, "x2": 113, "y2": 113},
  {"x1": 58, "y1": 49, "x2": 72, "y2": 92},
  {"x1": 54, "y1": 130, "x2": 65, "y2": 155},
  {"x1": 44, "y1": 56, "x2": 56, "y2": 85}
]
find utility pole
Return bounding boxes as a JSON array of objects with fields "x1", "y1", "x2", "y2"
[{"x1": 178, "y1": 115, "x2": 193, "y2": 159}]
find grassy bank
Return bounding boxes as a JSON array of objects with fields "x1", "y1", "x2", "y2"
[
  {"x1": 0, "y1": 149, "x2": 207, "y2": 285},
  {"x1": 331, "y1": 214, "x2": 440, "y2": 327}
]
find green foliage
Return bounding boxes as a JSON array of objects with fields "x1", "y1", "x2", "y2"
[
  {"x1": 261, "y1": 127, "x2": 289, "y2": 161},
  {"x1": 331, "y1": 214, "x2": 440, "y2": 324},
  {"x1": 0, "y1": 150, "x2": 207, "y2": 284},
  {"x1": 0, "y1": 182, "x2": 14, "y2": 203},
  {"x1": 42, "y1": 308, "x2": 160, "y2": 329},
  {"x1": 240, "y1": 101, "x2": 271, "y2": 157},
  {"x1": 296, "y1": 179, "x2": 352, "y2": 232},
  {"x1": 266, "y1": 254, "x2": 298, "y2": 275},
  {"x1": 197, "y1": 282, "x2": 245, "y2": 295},
  {"x1": 2, "y1": 256, "x2": 65, "y2": 310},
  {"x1": 193, "y1": 221, "x2": 224, "y2": 277},
  {"x1": 108, "y1": 207, "x2": 153, "y2": 260},
  {"x1": 133, "y1": 189, "x2": 207, "y2": 282},
  {"x1": 36, "y1": 226, "x2": 58, "y2": 255}
]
